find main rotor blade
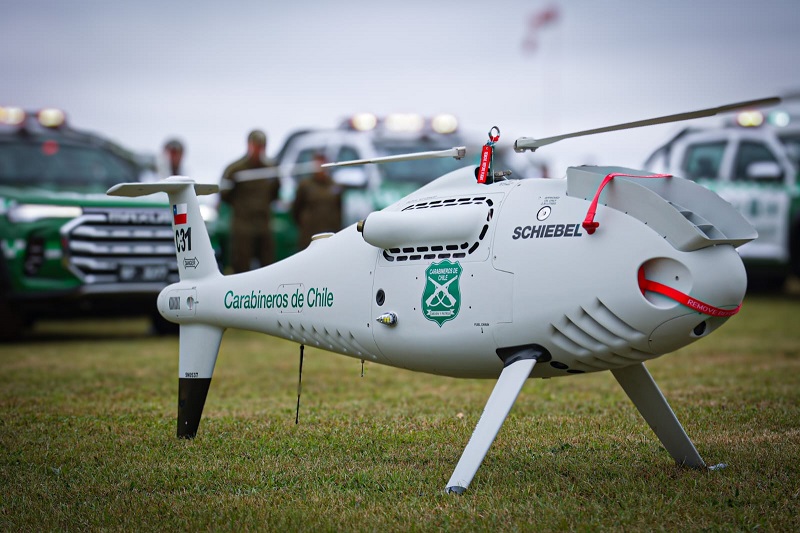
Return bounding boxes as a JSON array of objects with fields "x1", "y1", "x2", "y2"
[
  {"x1": 322, "y1": 146, "x2": 467, "y2": 168},
  {"x1": 514, "y1": 96, "x2": 781, "y2": 152}
]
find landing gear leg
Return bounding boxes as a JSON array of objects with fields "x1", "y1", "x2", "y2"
[
  {"x1": 612, "y1": 363, "x2": 705, "y2": 467},
  {"x1": 445, "y1": 357, "x2": 537, "y2": 494}
]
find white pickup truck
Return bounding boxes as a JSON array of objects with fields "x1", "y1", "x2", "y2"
[{"x1": 644, "y1": 108, "x2": 800, "y2": 287}]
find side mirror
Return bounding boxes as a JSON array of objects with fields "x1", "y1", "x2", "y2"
[
  {"x1": 746, "y1": 161, "x2": 783, "y2": 181},
  {"x1": 332, "y1": 167, "x2": 368, "y2": 188}
]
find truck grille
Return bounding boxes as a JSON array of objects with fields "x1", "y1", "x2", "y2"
[{"x1": 61, "y1": 208, "x2": 179, "y2": 286}]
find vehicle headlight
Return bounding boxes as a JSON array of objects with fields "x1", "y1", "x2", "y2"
[{"x1": 8, "y1": 204, "x2": 83, "y2": 223}]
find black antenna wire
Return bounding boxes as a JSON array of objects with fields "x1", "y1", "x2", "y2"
[{"x1": 295, "y1": 345, "x2": 304, "y2": 424}]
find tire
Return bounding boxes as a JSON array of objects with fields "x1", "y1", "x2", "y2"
[
  {"x1": 790, "y1": 219, "x2": 800, "y2": 279},
  {"x1": 150, "y1": 312, "x2": 179, "y2": 336},
  {"x1": 0, "y1": 299, "x2": 30, "y2": 342},
  {"x1": 745, "y1": 267, "x2": 787, "y2": 293}
]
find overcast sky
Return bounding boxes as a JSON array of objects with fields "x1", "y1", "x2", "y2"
[{"x1": 3, "y1": 0, "x2": 798, "y2": 182}]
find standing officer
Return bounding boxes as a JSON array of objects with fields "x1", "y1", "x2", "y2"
[
  {"x1": 219, "y1": 130, "x2": 280, "y2": 273},
  {"x1": 291, "y1": 153, "x2": 343, "y2": 249},
  {"x1": 163, "y1": 139, "x2": 185, "y2": 176},
  {"x1": 154, "y1": 138, "x2": 186, "y2": 180}
]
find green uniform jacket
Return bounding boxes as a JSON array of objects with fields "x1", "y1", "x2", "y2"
[
  {"x1": 220, "y1": 156, "x2": 281, "y2": 271},
  {"x1": 292, "y1": 177, "x2": 343, "y2": 249},
  {"x1": 220, "y1": 155, "x2": 280, "y2": 228}
]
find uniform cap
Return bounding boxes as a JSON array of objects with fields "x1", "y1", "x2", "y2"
[
  {"x1": 164, "y1": 139, "x2": 184, "y2": 152},
  {"x1": 248, "y1": 130, "x2": 267, "y2": 145}
]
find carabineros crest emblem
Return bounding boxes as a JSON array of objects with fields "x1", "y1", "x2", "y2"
[{"x1": 422, "y1": 260, "x2": 462, "y2": 327}]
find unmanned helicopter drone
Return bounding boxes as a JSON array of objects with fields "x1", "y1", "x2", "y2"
[{"x1": 108, "y1": 96, "x2": 777, "y2": 494}]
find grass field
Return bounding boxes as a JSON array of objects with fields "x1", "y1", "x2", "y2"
[{"x1": 1, "y1": 291, "x2": 799, "y2": 531}]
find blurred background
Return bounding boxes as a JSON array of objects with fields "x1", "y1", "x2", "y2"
[
  {"x1": 4, "y1": 0, "x2": 798, "y2": 179},
  {"x1": 2, "y1": 0, "x2": 799, "y2": 339}
]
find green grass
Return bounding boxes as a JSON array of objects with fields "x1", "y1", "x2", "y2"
[{"x1": 2, "y1": 293, "x2": 800, "y2": 531}]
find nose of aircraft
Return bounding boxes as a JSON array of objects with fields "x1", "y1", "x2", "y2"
[{"x1": 641, "y1": 244, "x2": 748, "y2": 354}]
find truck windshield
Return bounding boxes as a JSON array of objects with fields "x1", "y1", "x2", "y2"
[
  {"x1": 0, "y1": 141, "x2": 140, "y2": 191},
  {"x1": 375, "y1": 141, "x2": 471, "y2": 184}
]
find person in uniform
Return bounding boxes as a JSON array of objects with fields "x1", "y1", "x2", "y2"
[
  {"x1": 163, "y1": 139, "x2": 185, "y2": 176},
  {"x1": 152, "y1": 138, "x2": 186, "y2": 181},
  {"x1": 291, "y1": 153, "x2": 343, "y2": 249},
  {"x1": 219, "y1": 130, "x2": 280, "y2": 273}
]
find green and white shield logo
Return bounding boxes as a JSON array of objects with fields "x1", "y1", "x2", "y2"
[{"x1": 422, "y1": 260, "x2": 462, "y2": 327}]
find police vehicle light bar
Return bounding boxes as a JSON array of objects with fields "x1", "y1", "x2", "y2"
[
  {"x1": 37, "y1": 108, "x2": 66, "y2": 128},
  {"x1": 0, "y1": 106, "x2": 67, "y2": 128},
  {"x1": 342, "y1": 113, "x2": 459, "y2": 134},
  {"x1": 431, "y1": 114, "x2": 458, "y2": 134},
  {"x1": 0, "y1": 106, "x2": 26, "y2": 126},
  {"x1": 350, "y1": 113, "x2": 378, "y2": 131}
]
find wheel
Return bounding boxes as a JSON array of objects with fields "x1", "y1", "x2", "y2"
[
  {"x1": 745, "y1": 268, "x2": 787, "y2": 293},
  {"x1": 150, "y1": 312, "x2": 179, "y2": 336},
  {"x1": 0, "y1": 299, "x2": 31, "y2": 342},
  {"x1": 790, "y1": 219, "x2": 800, "y2": 279}
]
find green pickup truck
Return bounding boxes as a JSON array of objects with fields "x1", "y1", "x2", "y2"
[{"x1": 0, "y1": 107, "x2": 217, "y2": 340}]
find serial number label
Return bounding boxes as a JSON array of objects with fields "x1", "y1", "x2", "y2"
[
  {"x1": 184, "y1": 372, "x2": 198, "y2": 378},
  {"x1": 175, "y1": 226, "x2": 192, "y2": 253}
]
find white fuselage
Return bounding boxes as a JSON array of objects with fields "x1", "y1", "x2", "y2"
[{"x1": 158, "y1": 166, "x2": 748, "y2": 379}]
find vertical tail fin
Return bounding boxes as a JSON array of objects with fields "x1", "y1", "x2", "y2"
[
  {"x1": 107, "y1": 176, "x2": 220, "y2": 281},
  {"x1": 178, "y1": 323, "x2": 224, "y2": 438},
  {"x1": 108, "y1": 177, "x2": 224, "y2": 438}
]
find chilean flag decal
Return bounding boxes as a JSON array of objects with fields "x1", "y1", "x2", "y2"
[{"x1": 173, "y1": 203, "x2": 188, "y2": 225}]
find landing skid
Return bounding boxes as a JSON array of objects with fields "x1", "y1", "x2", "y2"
[
  {"x1": 445, "y1": 357, "x2": 537, "y2": 493},
  {"x1": 446, "y1": 360, "x2": 704, "y2": 494},
  {"x1": 611, "y1": 363, "x2": 705, "y2": 467}
]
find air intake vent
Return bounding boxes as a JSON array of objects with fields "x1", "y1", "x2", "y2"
[
  {"x1": 548, "y1": 298, "x2": 652, "y2": 372},
  {"x1": 668, "y1": 201, "x2": 726, "y2": 240},
  {"x1": 277, "y1": 318, "x2": 375, "y2": 359},
  {"x1": 380, "y1": 197, "x2": 493, "y2": 262}
]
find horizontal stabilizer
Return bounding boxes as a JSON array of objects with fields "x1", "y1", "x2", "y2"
[
  {"x1": 107, "y1": 176, "x2": 218, "y2": 197},
  {"x1": 107, "y1": 176, "x2": 220, "y2": 281},
  {"x1": 566, "y1": 166, "x2": 756, "y2": 251}
]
